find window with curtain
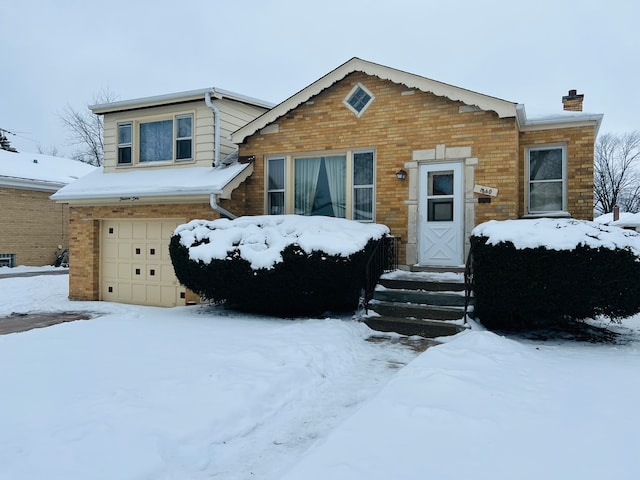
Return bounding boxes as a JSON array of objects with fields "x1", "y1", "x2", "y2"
[
  {"x1": 140, "y1": 120, "x2": 173, "y2": 162},
  {"x1": 527, "y1": 146, "x2": 566, "y2": 213},
  {"x1": 269, "y1": 150, "x2": 375, "y2": 221},
  {"x1": 268, "y1": 157, "x2": 286, "y2": 214}
]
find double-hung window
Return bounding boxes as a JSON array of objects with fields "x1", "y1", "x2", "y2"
[
  {"x1": 526, "y1": 145, "x2": 566, "y2": 214},
  {"x1": 266, "y1": 150, "x2": 375, "y2": 221},
  {"x1": 117, "y1": 122, "x2": 132, "y2": 165},
  {"x1": 116, "y1": 113, "x2": 193, "y2": 165}
]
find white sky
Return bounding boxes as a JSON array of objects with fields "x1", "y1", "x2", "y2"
[{"x1": 2, "y1": 0, "x2": 638, "y2": 156}]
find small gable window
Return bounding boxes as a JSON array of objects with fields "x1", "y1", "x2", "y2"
[{"x1": 344, "y1": 83, "x2": 375, "y2": 117}]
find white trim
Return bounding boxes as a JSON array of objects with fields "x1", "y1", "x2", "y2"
[
  {"x1": 231, "y1": 57, "x2": 518, "y2": 144},
  {"x1": 91, "y1": 87, "x2": 274, "y2": 114},
  {"x1": 343, "y1": 82, "x2": 375, "y2": 118},
  {"x1": 525, "y1": 144, "x2": 568, "y2": 215}
]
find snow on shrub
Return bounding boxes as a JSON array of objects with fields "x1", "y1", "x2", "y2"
[
  {"x1": 470, "y1": 218, "x2": 640, "y2": 330},
  {"x1": 170, "y1": 215, "x2": 390, "y2": 315}
]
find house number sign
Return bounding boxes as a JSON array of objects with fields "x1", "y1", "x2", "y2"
[{"x1": 473, "y1": 184, "x2": 499, "y2": 197}]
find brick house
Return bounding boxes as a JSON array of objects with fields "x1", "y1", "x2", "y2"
[
  {"x1": 53, "y1": 58, "x2": 602, "y2": 307},
  {"x1": 231, "y1": 58, "x2": 602, "y2": 268},
  {"x1": 0, "y1": 149, "x2": 95, "y2": 267}
]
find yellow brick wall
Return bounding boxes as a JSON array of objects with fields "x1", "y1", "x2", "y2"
[
  {"x1": 0, "y1": 187, "x2": 69, "y2": 266},
  {"x1": 235, "y1": 72, "x2": 523, "y2": 260},
  {"x1": 68, "y1": 202, "x2": 228, "y2": 301},
  {"x1": 519, "y1": 127, "x2": 595, "y2": 219}
]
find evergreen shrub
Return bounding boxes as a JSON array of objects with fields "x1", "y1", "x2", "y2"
[
  {"x1": 470, "y1": 231, "x2": 640, "y2": 330},
  {"x1": 169, "y1": 225, "x2": 378, "y2": 316}
]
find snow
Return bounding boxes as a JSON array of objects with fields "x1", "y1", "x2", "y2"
[
  {"x1": 0, "y1": 265, "x2": 67, "y2": 276},
  {"x1": 2, "y1": 273, "x2": 640, "y2": 479},
  {"x1": 51, "y1": 163, "x2": 251, "y2": 201},
  {"x1": 175, "y1": 215, "x2": 390, "y2": 270},
  {"x1": 472, "y1": 218, "x2": 640, "y2": 256},
  {"x1": 0, "y1": 149, "x2": 95, "y2": 187}
]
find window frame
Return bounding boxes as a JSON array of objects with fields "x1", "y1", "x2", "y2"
[
  {"x1": 265, "y1": 149, "x2": 376, "y2": 222},
  {"x1": 525, "y1": 144, "x2": 568, "y2": 216},
  {"x1": 115, "y1": 113, "x2": 195, "y2": 167},
  {"x1": 117, "y1": 122, "x2": 133, "y2": 165},
  {"x1": 343, "y1": 82, "x2": 375, "y2": 118},
  {"x1": 0, "y1": 253, "x2": 15, "y2": 268}
]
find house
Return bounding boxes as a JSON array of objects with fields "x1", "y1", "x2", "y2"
[
  {"x1": 53, "y1": 58, "x2": 603, "y2": 308},
  {"x1": 0, "y1": 149, "x2": 95, "y2": 267},
  {"x1": 51, "y1": 88, "x2": 273, "y2": 306},
  {"x1": 231, "y1": 58, "x2": 602, "y2": 269}
]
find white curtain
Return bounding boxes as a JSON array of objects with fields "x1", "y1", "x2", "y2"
[
  {"x1": 294, "y1": 157, "x2": 322, "y2": 215},
  {"x1": 324, "y1": 156, "x2": 346, "y2": 218}
]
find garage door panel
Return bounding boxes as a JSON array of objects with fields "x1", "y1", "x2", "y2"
[{"x1": 102, "y1": 219, "x2": 185, "y2": 307}]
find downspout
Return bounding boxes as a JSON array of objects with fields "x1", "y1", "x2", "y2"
[
  {"x1": 204, "y1": 89, "x2": 221, "y2": 168},
  {"x1": 209, "y1": 193, "x2": 237, "y2": 220},
  {"x1": 205, "y1": 89, "x2": 237, "y2": 220}
]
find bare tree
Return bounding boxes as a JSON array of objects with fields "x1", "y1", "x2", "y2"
[
  {"x1": 36, "y1": 144, "x2": 60, "y2": 156},
  {"x1": 59, "y1": 89, "x2": 117, "y2": 166},
  {"x1": 594, "y1": 131, "x2": 640, "y2": 215}
]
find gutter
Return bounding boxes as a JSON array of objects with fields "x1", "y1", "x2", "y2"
[{"x1": 205, "y1": 89, "x2": 221, "y2": 168}]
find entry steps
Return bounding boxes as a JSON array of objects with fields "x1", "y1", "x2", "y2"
[{"x1": 363, "y1": 267, "x2": 471, "y2": 338}]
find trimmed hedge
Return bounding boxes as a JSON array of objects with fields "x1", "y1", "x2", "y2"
[
  {"x1": 170, "y1": 235, "x2": 376, "y2": 316},
  {"x1": 470, "y1": 235, "x2": 640, "y2": 330}
]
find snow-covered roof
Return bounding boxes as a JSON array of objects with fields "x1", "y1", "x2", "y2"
[
  {"x1": 231, "y1": 57, "x2": 518, "y2": 144},
  {"x1": 516, "y1": 105, "x2": 603, "y2": 135},
  {"x1": 593, "y1": 211, "x2": 640, "y2": 228},
  {"x1": 0, "y1": 149, "x2": 96, "y2": 192},
  {"x1": 50, "y1": 163, "x2": 253, "y2": 202}
]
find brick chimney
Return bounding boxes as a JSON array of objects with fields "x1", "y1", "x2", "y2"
[{"x1": 562, "y1": 89, "x2": 584, "y2": 112}]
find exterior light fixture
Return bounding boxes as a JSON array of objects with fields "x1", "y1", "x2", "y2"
[{"x1": 396, "y1": 169, "x2": 407, "y2": 180}]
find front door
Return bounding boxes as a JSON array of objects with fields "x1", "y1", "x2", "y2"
[{"x1": 418, "y1": 162, "x2": 464, "y2": 266}]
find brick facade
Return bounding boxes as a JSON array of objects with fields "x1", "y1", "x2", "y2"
[
  {"x1": 234, "y1": 72, "x2": 596, "y2": 264},
  {"x1": 0, "y1": 187, "x2": 69, "y2": 266}
]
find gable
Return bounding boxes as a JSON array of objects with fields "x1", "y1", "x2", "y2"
[{"x1": 231, "y1": 57, "x2": 518, "y2": 144}]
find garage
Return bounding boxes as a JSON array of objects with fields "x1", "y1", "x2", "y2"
[{"x1": 101, "y1": 219, "x2": 186, "y2": 307}]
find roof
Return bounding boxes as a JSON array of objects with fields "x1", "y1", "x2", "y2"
[
  {"x1": 231, "y1": 57, "x2": 519, "y2": 144},
  {"x1": 90, "y1": 87, "x2": 274, "y2": 115},
  {"x1": 231, "y1": 57, "x2": 603, "y2": 143},
  {"x1": 0, "y1": 149, "x2": 96, "y2": 192},
  {"x1": 50, "y1": 163, "x2": 253, "y2": 203}
]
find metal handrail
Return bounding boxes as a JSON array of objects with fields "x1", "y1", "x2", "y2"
[
  {"x1": 464, "y1": 251, "x2": 473, "y2": 322},
  {"x1": 360, "y1": 236, "x2": 398, "y2": 315}
]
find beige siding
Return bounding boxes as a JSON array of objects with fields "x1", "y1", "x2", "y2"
[{"x1": 102, "y1": 98, "x2": 268, "y2": 172}]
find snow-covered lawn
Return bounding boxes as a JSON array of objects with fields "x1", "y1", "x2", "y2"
[{"x1": 2, "y1": 273, "x2": 640, "y2": 479}]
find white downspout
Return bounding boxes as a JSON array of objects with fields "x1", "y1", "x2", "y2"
[
  {"x1": 205, "y1": 90, "x2": 237, "y2": 220},
  {"x1": 210, "y1": 193, "x2": 237, "y2": 220},
  {"x1": 204, "y1": 89, "x2": 221, "y2": 168}
]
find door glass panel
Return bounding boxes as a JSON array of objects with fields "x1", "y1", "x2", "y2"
[
  {"x1": 429, "y1": 171, "x2": 454, "y2": 195},
  {"x1": 428, "y1": 199, "x2": 454, "y2": 221}
]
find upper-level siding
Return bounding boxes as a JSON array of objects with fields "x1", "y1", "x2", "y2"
[{"x1": 102, "y1": 98, "x2": 267, "y2": 172}]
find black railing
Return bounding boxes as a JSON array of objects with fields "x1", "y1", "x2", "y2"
[
  {"x1": 464, "y1": 251, "x2": 473, "y2": 321},
  {"x1": 361, "y1": 236, "x2": 398, "y2": 312}
]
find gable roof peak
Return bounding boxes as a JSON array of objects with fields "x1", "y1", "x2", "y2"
[{"x1": 231, "y1": 58, "x2": 518, "y2": 144}]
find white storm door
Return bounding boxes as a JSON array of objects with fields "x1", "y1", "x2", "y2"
[{"x1": 418, "y1": 162, "x2": 464, "y2": 266}]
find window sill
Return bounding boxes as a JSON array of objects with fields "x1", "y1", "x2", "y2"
[{"x1": 521, "y1": 212, "x2": 571, "y2": 219}]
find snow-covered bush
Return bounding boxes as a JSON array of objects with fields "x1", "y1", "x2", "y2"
[
  {"x1": 470, "y1": 218, "x2": 640, "y2": 330},
  {"x1": 170, "y1": 215, "x2": 389, "y2": 316}
]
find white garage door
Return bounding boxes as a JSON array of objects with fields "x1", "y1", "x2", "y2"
[{"x1": 101, "y1": 219, "x2": 186, "y2": 307}]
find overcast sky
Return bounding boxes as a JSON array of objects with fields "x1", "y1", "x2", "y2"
[{"x1": 2, "y1": 0, "x2": 638, "y2": 157}]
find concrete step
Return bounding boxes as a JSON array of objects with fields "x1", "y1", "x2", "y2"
[
  {"x1": 364, "y1": 315, "x2": 466, "y2": 338},
  {"x1": 368, "y1": 299, "x2": 467, "y2": 321},
  {"x1": 373, "y1": 287, "x2": 469, "y2": 307},
  {"x1": 379, "y1": 270, "x2": 467, "y2": 292}
]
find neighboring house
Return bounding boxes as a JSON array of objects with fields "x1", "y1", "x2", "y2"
[
  {"x1": 53, "y1": 58, "x2": 603, "y2": 308},
  {"x1": 52, "y1": 88, "x2": 273, "y2": 306},
  {"x1": 231, "y1": 58, "x2": 602, "y2": 269},
  {"x1": 594, "y1": 211, "x2": 640, "y2": 231},
  {"x1": 0, "y1": 149, "x2": 95, "y2": 267}
]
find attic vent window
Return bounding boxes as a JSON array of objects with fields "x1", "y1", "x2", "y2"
[{"x1": 344, "y1": 83, "x2": 374, "y2": 117}]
